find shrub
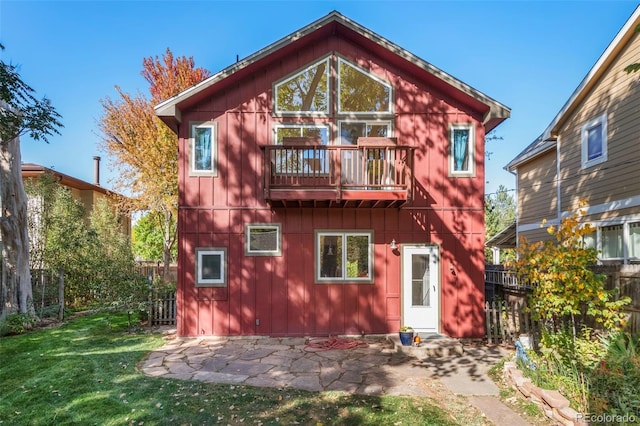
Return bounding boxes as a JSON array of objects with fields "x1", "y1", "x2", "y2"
[{"x1": 0, "y1": 313, "x2": 38, "y2": 336}]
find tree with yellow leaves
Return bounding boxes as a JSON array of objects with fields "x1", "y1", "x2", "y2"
[
  {"x1": 99, "y1": 48, "x2": 210, "y2": 281},
  {"x1": 511, "y1": 202, "x2": 630, "y2": 336}
]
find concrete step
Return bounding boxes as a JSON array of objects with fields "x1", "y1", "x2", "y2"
[{"x1": 388, "y1": 333, "x2": 464, "y2": 357}]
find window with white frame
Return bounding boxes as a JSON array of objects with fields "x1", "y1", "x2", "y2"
[
  {"x1": 245, "y1": 223, "x2": 281, "y2": 256},
  {"x1": 601, "y1": 225, "x2": 623, "y2": 259},
  {"x1": 196, "y1": 247, "x2": 226, "y2": 286},
  {"x1": 274, "y1": 124, "x2": 330, "y2": 174},
  {"x1": 337, "y1": 58, "x2": 392, "y2": 114},
  {"x1": 316, "y1": 231, "x2": 373, "y2": 282},
  {"x1": 449, "y1": 124, "x2": 474, "y2": 176},
  {"x1": 190, "y1": 122, "x2": 217, "y2": 176},
  {"x1": 581, "y1": 113, "x2": 608, "y2": 168},
  {"x1": 338, "y1": 121, "x2": 392, "y2": 145},
  {"x1": 629, "y1": 222, "x2": 640, "y2": 259},
  {"x1": 274, "y1": 57, "x2": 330, "y2": 114}
]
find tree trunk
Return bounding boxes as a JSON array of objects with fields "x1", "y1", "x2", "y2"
[{"x1": 0, "y1": 135, "x2": 34, "y2": 319}]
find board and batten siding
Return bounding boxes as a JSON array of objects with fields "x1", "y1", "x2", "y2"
[
  {"x1": 175, "y1": 31, "x2": 488, "y2": 338},
  {"x1": 557, "y1": 29, "x2": 640, "y2": 216}
]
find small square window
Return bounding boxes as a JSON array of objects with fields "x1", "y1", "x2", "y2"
[
  {"x1": 196, "y1": 248, "x2": 226, "y2": 286},
  {"x1": 190, "y1": 122, "x2": 217, "y2": 176},
  {"x1": 449, "y1": 124, "x2": 475, "y2": 176},
  {"x1": 245, "y1": 224, "x2": 281, "y2": 256},
  {"x1": 581, "y1": 113, "x2": 607, "y2": 168}
]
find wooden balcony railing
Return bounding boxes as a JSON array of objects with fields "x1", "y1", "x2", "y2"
[{"x1": 261, "y1": 138, "x2": 415, "y2": 208}]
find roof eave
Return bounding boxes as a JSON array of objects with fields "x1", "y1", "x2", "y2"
[{"x1": 547, "y1": 5, "x2": 640, "y2": 136}]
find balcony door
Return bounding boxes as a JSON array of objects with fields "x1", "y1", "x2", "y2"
[{"x1": 401, "y1": 245, "x2": 439, "y2": 332}]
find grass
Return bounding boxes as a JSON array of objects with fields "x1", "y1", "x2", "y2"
[{"x1": 0, "y1": 312, "x2": 462, "y2": 425}]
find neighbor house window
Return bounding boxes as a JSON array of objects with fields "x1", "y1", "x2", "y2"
[
  {"x1": 316, "y1": 231, "x2": 373, "y2": 282},
  {"x1": 245, "y1": 223, "x2": 281, "y2": 256},
  {"x1": 629, "y1": 222, "x2": 640, "y2": 259},
  {"x1": 449, "y1": 124, "x2": 475, "y2": 176},
  {"x1": 601, "y1": 225, "x2": 623, "y2": 259},
  {"x1": 196, "y1": 248, "x2": 226, "y2": 286},
  {"x1": 337, "y1": 58, "x2": 392, "y2": 114},
  {"x1": 190, "y1": 122, "x2": 217, "y2": 176},
  {"x1": 581, "y1": 113, "x2": 608, "y2": 168},
  {"x1": 274, "y1": 57, "x2": 330, "y2": 114}
]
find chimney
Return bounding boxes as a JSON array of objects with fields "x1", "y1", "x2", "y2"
[{"x1": 93, "y1": 156, "x2": 101, "y2": 186}]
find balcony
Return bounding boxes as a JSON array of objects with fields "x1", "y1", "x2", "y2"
[{"x1": 262, "y1": 137, "x2": 415, "y2": 208}]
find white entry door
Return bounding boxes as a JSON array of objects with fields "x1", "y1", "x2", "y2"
[{"x1": 402, "y1": 245, "x2": 439, "y2": 332}]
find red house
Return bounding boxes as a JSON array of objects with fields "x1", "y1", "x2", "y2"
[{"x1": 156, "y1": 11, "x2": 510, "y2": 338}]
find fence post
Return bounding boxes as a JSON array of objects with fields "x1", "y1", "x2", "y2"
[
  {"x1": 58, "y1": 268, "x2": 64, "y2": 321},
  {"x1": 147, "y1": 275, "x2": 153, "y2": 328}
]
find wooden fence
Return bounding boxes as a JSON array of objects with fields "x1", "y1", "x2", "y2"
[
  {"x1": 149, "y1": 289, "x2": 176, "y2": 326},
  {"x1": 485, "y1": 299, "x2": 537, "y2": 345}
]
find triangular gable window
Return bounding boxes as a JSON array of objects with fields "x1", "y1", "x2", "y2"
[
  {"x1": 274, "y1": 57, "x2": 330, "y2": 114},
  {"x1": 338, "y1": 58, "x2": 392, "y2": 114}
]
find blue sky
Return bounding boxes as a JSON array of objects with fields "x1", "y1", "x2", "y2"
[{"x1": 1, "y1": 0, "x2": 638, "y2": 197}]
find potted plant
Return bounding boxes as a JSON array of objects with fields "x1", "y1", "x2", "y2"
[{"x1": 399, "y1": 325, "x2": 414, "y2": 346}]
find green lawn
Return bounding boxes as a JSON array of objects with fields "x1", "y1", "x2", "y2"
[{"x1": 0, "y1": 312, "x2": 462, "y2": 425}]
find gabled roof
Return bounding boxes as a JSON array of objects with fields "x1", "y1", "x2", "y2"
[
  {"x1": 22, "y1": 163, "x2": 113, "y2": 196},
  {"x1": 155, "y1": 11, "x2": 510, "y2": 132},
  {"x1": 507, "y1": 5, "x2": 640, "y2": 171},
  {"x1": 485, "y1": 221, "x2": 517, "y2": 248}
]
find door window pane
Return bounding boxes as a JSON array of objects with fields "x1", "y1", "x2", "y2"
[{"x1": 411, "y1": 254, "x2": 430, "y2": 307}]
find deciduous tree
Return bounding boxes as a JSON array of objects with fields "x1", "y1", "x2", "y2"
[
  {"x1": 0, "y1": 44, "x2": 62, "y2": 319},
  {"x1": 99, "y1": 48, "x2": 209, "y2": 281},
  {"x1": 510, "y1": 202, "x2": 630, "y2": 335}
]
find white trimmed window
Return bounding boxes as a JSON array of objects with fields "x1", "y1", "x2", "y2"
[
  {"x1": 601, "y1": 225, "x2": 623, "y2": 260},
  {"x1": 449, "y1": 124, "x2": 475, "y2": 176},
  {"x1": 338, "y1": 121, "x2": 392, "y2": 145},
  {"x1": 273, "y1": 124, "x2": 330, "y2": 174},
  {"x1": 629, "y1": 222, "x2": 640, "y2": 259},
  {"x1": 581, "y1": 113, "x2": 608, "y2": 168},
  {"x1": 316, "y1": 231, "x2": 373, "y2": 283},
  {"x1": 274, "y1": 57, "x2": 330, "y2": 115},
  {"x1": 190, "y1": 122, "x2": 217, "y2": 176},
  {"x1": 337, "y1": 57, "x2": 392, "y2": 115},
  {"x1": 245, "y1": 224, "x2": 281, "y2": 256},
  {"x1": 196, "y1": 248, "x2": 226, "y2": 287}
]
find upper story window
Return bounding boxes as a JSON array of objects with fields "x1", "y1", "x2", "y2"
[
  {"x1": 581, "y1": 113, "x2": 608, "y2": 168},
  {"x1": 274, "y1": 57, "x2": 330, "y2": 115},
  {"x1": 190, "y1": 122, "x2": 217, "y2": 176},
  {"x1": 273, "y1": 55, "x2": 393, "y2": 119},
  {"x1": 337, "y1": 58, "x2": 392, "y2": 114},
  {"x1": 449, "y1": 123, "x2": 475, "y2": 177},
  {"x1": 338, "y1": 121, "x2": 392, "y2": 145}
]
